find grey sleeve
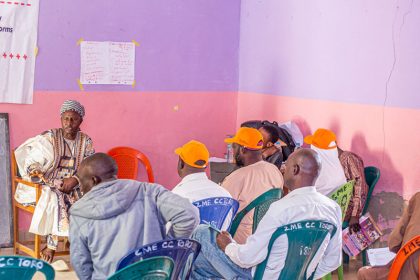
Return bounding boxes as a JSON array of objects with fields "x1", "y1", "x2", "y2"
[
  {"x1": 155, "y1": 185, "x2": 200, "y2": 238},
  {"x1": 69, "y1": 218, "x2": 93, "y2": 280}
]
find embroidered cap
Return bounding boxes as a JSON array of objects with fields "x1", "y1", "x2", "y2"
[{"x1": 60, "y1": 100, "x2": 85, "y2": 118}]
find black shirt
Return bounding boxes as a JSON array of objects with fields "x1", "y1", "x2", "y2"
[{"x1": 265, "y1": 149, "x2": 283, "y2": 169}]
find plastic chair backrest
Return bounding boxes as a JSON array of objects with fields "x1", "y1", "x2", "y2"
[
  {"x1": 229, "y1": 188, "x2": 283, "y2": 236},
  {"x1": 329, "y1": 180, "x2": 355, "y2": 221},
  {"x1": 192, "y1": 197, "x2": 239, "y2": 230},
  {"x1": 108, "y1": 256, "x2": 174, "y2": 280},
  {"x1": 108, "y1": 147, "x2": 154, "y2": 182},
  {"x1": 254, "y1": 220, "x2": 337, "y2": 280},
  {"x1": 388, "y1": 235, "x2": 420, "y2": 280},
  {"x1": 116, "y1": 238, "x2": 201, "y2": 280},
  {"x1": 0, "y1": 256, "x2": 55, "y2": 280},
  {"x1": 362, "y1": 167, "x2": 380, "y2": 215}
]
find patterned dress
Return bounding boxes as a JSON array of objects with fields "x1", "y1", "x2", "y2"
[
  {"x1": 25, "y1": 128, "x2": 95, "y2": 250},
  {"x1": 339, "y1": 151, "x2": 368, "y2": 221}
]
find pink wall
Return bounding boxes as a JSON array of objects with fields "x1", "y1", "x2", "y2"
[
  {"x1": 1, "y1": 91, "x2": 238, "y2": 188},
  {"x1": 237, "y1": 92, "x2": 420, "y2": 200},
  {"x1": 238, "y1": 92, "x2": 420, "y2": 235},
  {"x1": 3, "y1": 91, "x2": 237, "y2": 229}
]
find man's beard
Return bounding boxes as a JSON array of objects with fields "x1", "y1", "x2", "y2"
[{"x1": 235, "y1": 154, "x2": 244, "y2": 167}]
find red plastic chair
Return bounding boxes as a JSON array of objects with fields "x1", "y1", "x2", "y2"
[
  {"x1": 108, "y1": 147, "x2": 154, "y2": 182},
  {"x1": 388, "y1": 235, "x2": 420, "y2": 280}
]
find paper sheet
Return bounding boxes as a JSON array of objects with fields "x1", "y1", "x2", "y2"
[
  {"x1": 367, "y1": 247, "x2": 396, "y2": 266},
  {"x1": 80, "y1": 41, "x2": 135, "y2": 85}
]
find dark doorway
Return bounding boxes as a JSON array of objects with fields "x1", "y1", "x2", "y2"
[{"x1": 0, "y1": 113, "x2": 13, "y2": 247}]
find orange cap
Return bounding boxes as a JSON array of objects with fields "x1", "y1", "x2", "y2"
[
  {"x1": 225, "y1": 127, "x2": 264, "y2": 150},
  {"x1": 175, "y1": 140, "x2": 209, "y2": 168},
  {"x1": 304, "y1": 128, "x2": 337, "y2": 150}
]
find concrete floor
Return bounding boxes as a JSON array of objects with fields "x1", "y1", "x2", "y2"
[{"x1": 0, "y1": 247, "x2": 360, "y2": 279}]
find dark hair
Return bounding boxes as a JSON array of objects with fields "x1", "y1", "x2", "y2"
[
  {"x1": 82, "y1": 153, "x2": 118, "y2": 177},
  {"x1": 240, "y1": 120, "x2": 263, "y2": 129},
  {"x1": 261, "y1": 125, "x2": 280, "y2": 144}
]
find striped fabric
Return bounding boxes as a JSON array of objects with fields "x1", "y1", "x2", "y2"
[{"x1": 60, "y1": 100, "x2": 85, "y2": 118}]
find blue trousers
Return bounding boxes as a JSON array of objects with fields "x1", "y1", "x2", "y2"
[{"x1": 191, "y1": 225, "x2": 252, "y2": 280}]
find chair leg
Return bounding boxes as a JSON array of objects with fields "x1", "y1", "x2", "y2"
[
  {"x1": 35, "y1": 234, "x2": 41, "y2": 259},
  {"x1": 362, "y1": 250, "x2": 368, "y2": 266},
  {"x1": 13, "y1": 206, "x2": 18, "y2": 255},
  {"x1": 343, "y1": 251, "x2": 350, "y2": 264},
  {"x1": 338, "y1": 263, "x2": 344, "y2": 280}
]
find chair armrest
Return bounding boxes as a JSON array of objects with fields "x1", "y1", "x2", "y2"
[
  {"x1": 13, "y1": 177, "x2": 43, "y2": 206},
  {"x1": 14, "y1": 177, "x2": 43, "y2": 189}
]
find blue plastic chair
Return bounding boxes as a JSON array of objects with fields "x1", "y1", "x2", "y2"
[
  {"x1": 116, "y1": 238, "x2": 201, "y2": 280},
  {"x1": 254, "y1": 220, "x2": 337, "y2": 280},
  {"x1": 192, "y1": 197, "x2": 239, "y2": 230},
  {"x1": 0, "y1": 256, "x2": 55, "y2": 280}
]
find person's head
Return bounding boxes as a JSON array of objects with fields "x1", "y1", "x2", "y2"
[
  {"x1": 60, "y1": 100, "x2": 85, "y2": 140},
  {"x1": 240, "y1": 120, "x2": 263, "y2": 129},
  {"x1": 77, "y1": 153, "x2": 118, "y2": 194},
  {"x1": 175, "y1": 140, "x2": 209, "y2": 178},
  {"x1": 259, "y1": 125, "x2": 280, "y2": 149},
  {"x1": 303, "y1": 128, "x2": 337, "y2": 150},
  {"x1": 225, "y1": 127, "x2": 264, "y2": 167},
  {"x1": 283, "y1": 148, "x2": 321, "y2": 191}
]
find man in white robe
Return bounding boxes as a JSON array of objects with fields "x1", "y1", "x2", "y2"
[{"x1": 15, "y1": 100, "x2": 94, "y2": 262}]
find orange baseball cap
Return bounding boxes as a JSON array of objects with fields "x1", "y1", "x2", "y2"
[
  {"x1": 175, "y1": 140, "x2": 210, "y2": 168},
  {"x1": 225, "y1": 127, "x2": 264, "y2": 150},
  {"x1": 304, "y1": 128, "x2": 337, "y2": 150}
]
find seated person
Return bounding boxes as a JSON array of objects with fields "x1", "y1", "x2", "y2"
[
  {"x1": 337, "y1": 145, "x2": 369, "y2": 233},
  {"x1": 304, "y1": 128, "x2": 346, "y2": 195},
  {"x1": 69, "y1": 153, "x2": 199, "y2": 280},
  {"x1": 258, "y1": 124, "x2": 286, "y2": 169},
  {"x1": 241, "y1": 120, "x2": 297, "y2": 161},
  {"x1": 358, "y1": 191, "x2": 420, "y2": 280},
  {"x1": 173, "y1": 140, "x2": 232, "y2": 229},
  {"x1": 14, "y1": 100, "x2": 94, "y2": 263},
  {"x1": 222, "y1": 127, "x2": 284, "y2": 244},
  {"x1": 190, "y1": 148, "x2": 342, "y2": 279}
]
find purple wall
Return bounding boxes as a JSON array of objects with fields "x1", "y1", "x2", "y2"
[
  {"x1": 239, "y1": 0, "x2": 420, "y2": 109},
  {"x1": 35, "y1": 0, "x2": 241, "y2": 91}
]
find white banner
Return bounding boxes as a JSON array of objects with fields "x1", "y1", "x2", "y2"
[{"x1": 0, "y1": 0, "x2": 39, "y2": 104}]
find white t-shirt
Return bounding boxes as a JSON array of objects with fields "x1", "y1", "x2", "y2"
[
  {"x1": 173, "y1": 172, "x2": 232, "y2": 230},
  {"x1": 225, "y1": 186, "x2": 342, "y2": 280},
  {"x1": 311, "y1": 145, "x2": 347, "y2": 195},
  {"x1": 173, "y1": 172, "x2": 232, "y2": 202}
]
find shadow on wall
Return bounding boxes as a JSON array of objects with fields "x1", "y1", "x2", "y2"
[
  {"x1": 350, "y1": 132, "x2": 405, "y2": 242},
  {"x1": 329, "y1": 118, "x2": 341, "y2": 142},
  {"x1": 291, "y1": 117, "x2": 312, "y2": 139},
  {"x1": 350, "y1": 132, "x2": 404, "y2": 196},
  {"x1": 369, "y1": 192, "x2": 405, "y2": 245}
]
